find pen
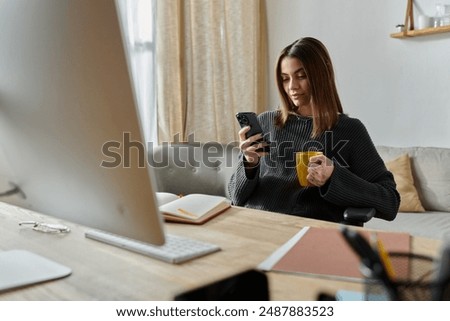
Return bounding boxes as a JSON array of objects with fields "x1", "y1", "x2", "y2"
[
  {"x1": 375, "y1": 235, "x2": 396, "y2": 280},
  {"x1": 177, "y1": 208, "x2": 198, "y2": 218},
  {"x1": 341, "y1": 227, "x2": 399, "y2": 300}
]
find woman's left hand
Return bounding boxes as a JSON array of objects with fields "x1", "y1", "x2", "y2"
[{"x1": 307, "y1": 154, "x2": 334, "y2": 187}]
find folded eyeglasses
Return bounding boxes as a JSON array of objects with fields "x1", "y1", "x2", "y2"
[{"x1": 19, "y1": 221, "x2": 71, "y2": 234}]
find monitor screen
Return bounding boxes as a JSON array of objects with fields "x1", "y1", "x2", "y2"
[{"x1": 0, "y1": 0, "x2": 165, "y2": 245}]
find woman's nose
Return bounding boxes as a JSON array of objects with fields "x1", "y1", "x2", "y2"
[{"x1": 289, "y1": 79, "x2": 299, "y2": 90}]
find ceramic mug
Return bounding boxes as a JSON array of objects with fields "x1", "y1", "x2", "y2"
[{"x1": 295, "y1": 151, "x2": 323, "y2": 187}]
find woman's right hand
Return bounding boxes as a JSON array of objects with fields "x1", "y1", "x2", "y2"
[{"x1": 238, "y1": 126, "x2": 269, "y2": 166}]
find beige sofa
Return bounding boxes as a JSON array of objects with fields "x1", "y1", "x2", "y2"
[
  {"x1": 151, "y1": 143, "x2": 450, "y2": 240},
  {"x1": 365, "y1": 146, "x2": 450, "y2": 240}
]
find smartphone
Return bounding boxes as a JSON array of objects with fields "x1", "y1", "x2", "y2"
[
  {"x1": 235, "y1": 112, "x2": 270, "y2": 152},
  {"x1": 174, "y1": 269, "x2": 269, "y2": 301},
  {"x1": 235, "y1": 112, "x2": 264, "y2": 139}
]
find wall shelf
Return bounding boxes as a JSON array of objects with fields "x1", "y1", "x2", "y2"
[
  {"x1": 392, "y1": 0, "x2": 450, "y2": 39},
  {"x1": 391, "y1": 25, "x2": 450, "y2": 38}
]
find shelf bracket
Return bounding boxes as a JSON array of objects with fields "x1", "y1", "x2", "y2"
[{"x1": 403, "y1": 0, "x2": 415, "y2": 36}]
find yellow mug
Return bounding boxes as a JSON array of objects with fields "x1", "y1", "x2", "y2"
[{"x1": 295, "y1": 151, "x2": 323, "y2": 187}]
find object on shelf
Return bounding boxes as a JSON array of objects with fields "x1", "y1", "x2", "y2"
[
  {"x1": 433, "y1": 3, "x2": 450, "y2": 27},
  {"x1": 417, "y1": 15, "x2": 431, "y2": 30},
  {"x1": 396, "y1": 24, "x2": 406, "y2": 32}
]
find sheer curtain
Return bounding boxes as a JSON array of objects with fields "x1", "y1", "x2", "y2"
[
  {"x1": 117, "y1": 0, "x2": 157, "y2": 144},
  {"x1": 156, "y1": 0, "x2": 267, "y2": 144}
]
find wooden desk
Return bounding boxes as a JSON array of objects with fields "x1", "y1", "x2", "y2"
[{"x1": 0, "y1": 202, "x2": 441, "y2": 300}]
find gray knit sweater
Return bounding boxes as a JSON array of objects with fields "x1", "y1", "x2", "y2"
[{"x1": 228, "y1": 110, "x2": 400, "y2": 223}]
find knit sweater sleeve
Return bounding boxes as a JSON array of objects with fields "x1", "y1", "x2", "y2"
[
  {"x1": 227, "y1": 111, "x2": 273, "y2": 206},
  {"x1": 320, "y1": 119, "x2": 400, "y2": 221},
  {"x1": 227, "y1": 153, "x2": 260, "y2": 206}
]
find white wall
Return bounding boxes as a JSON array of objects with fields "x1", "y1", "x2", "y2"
[{"x1": 265, "y1": 0, "x2": 450, "y2": 148}]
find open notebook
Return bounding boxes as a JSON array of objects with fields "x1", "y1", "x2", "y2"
[{"x1": 158, "y1": 194, "x2": 231, "y2": 224}]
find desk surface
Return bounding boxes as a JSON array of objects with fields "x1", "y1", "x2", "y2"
[{"x1": 0, "y1": 202, "x2": 441, "y2": 300}]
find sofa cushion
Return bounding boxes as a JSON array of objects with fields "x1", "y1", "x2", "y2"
[
  {"x1": 376, "y1": 146, "x2": 450, "y2": 212},
  {"x1": 366, "y1": 212, "x2": 450, "y2": 240},
  {"x1": 149, "y1": 142, "x2": 239, "y2": 198},
  {"x1": 385, "y1": 153, "x2": 425, "y2": 212},
  {"x1": 155, "y1": 192, "x2": 180, "y2": 206}
]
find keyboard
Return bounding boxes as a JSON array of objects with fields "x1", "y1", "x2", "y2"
[{"x1": 85, "y1": 229, "x2": 221, "y2": 264}]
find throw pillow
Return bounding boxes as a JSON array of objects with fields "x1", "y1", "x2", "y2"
[{"x1": 385, "y1": 153, "x2": 425, "y2": 212}]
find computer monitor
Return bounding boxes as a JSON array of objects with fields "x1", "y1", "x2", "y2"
[{"x1": 0, "y1": 0, "x2": 165, "y2": 245}]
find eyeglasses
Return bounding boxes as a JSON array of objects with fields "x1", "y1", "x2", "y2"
[{"x1": 19, "y1": 221, "x2": 71, "y2": 234}]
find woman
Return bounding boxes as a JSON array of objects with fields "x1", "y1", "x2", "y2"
[{"x1": 228, "y1": 37, "x2": 399, "y2": 223}]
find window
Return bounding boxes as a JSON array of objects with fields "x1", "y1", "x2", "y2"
[{"x1": 117, "y1": 0, "x2": 157, "y2": 143}]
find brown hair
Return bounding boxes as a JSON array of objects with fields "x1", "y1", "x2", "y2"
[{"x1": 274, "y1": 37, "x2": 343, "y2": 138}]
